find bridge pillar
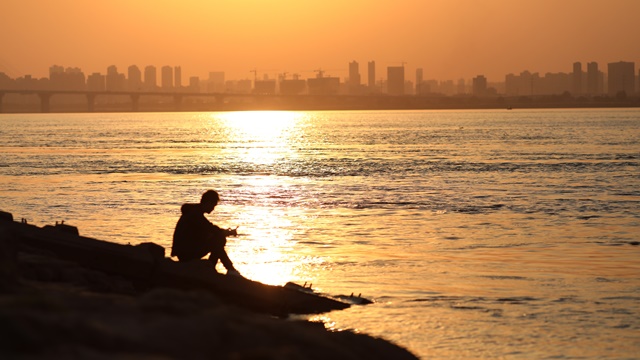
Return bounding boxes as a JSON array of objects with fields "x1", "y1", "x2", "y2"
[
  {"x1": 0, "y1": 92, "x2": 4, "y2": 113},
  {"x1": 130, "y1": 94, "x2": 140, "y2": 112},
  {"x1": 86, "y1": 93, "x2": 97, "y2": 112},
  {"x1": 38, "y1": 92, "x2": 52, "y2": 113},
  {"x1": 174, "y1": 94, "x2": 183, "y2": 111}
]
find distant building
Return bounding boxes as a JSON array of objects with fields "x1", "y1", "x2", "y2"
[
  {"x1": 208, "y1": 72, "x2": 225, "y2": 93},
  {"x1": 280, "y1": 74, "x2": 306, "y2": 95},
  {"x1": 128, "y1": 65, "x2": 142, "y2": 91},
  {"x1": 254, "y1": 75, "x2": 276, "y2": 94},
  {"x1": 188, "y1": 76, "x2": 199, "y2": 92},
  {"x1": 234, "y1": 79, "x2": 252, "y2": 94},
  {"x1": 456, "y1": 79, "x2": 466, "y2": 95},
  {"x1": 415, "y1": 68, "x2": 423, "y2": 94},
  {"x1": 425, "y1": 79, "x2": 439, "y2": 94},
  {"x1": 49, "y1": 65, "x2": 85, "y2": 90},
  {"x1": 144, "y1": 66, "x2": 157, "y2": 91},
  {"x1": 572, "y1": 62, "x2": 582, "y2": 95},
  {"x1": 540, "y1": 72, "x2": 571, "y2": 95},
  {"x1": 404, "y1": 80, "x2": 414, "y2": 95},
  {"x1": 416, "y1": 82, "x2": 430, "y2": 95},
  {"x1": 307, "y1": 71, "x2": 340, "y2": 95},
  {"x1": 505, "y1": 71, "x2": 541, "y2": 96},
  {"x1": 608, "y1": 61, "x2": 635, "y2": 96},
  {"x1": 0, "y1": 72, "x2": 13, "y2": 90},
  {"x1": 87, "y1": 72, "x2": 106, "y2": 91},
  {"x1": 106, "y1": 65, "x2": 125, "y2": 91},
  {"x1": 161, "y1": 66, "x2": 173, "y2": 90},
  {"x1": 368, "y1": 61, "x2": 376, "y2": 90},
  {"x1": 174, "y1": 66, "x2": 182, "y2": 89},
  {"x1": 387, "y1": 66, "x2": 404, "y2": 95},
  {"x1": 586, "y1": 62, "x2": 598, "y2": 95},
  {"x1": 49, "y1": 65, "x2": 64, "y2": 89},
  {"x1": 439, "y1": 80, "x2": 455, "y2": 96},
  {"x1": 348, "y1": 61, "x2": 361, "y2": 94},
  {"x1": 472, "y1": 75, "x2": 487, "y2": 96}
]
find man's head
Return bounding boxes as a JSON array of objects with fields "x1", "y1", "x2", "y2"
[{"x1": 200, "y1": 190, "x2": 219, "y2": 213}]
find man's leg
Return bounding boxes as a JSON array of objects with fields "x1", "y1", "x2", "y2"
[{"x1": 209, "y1": 237, "x2": 238, "y2": 273}]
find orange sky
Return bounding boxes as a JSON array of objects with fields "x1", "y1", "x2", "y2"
[{"x1": 2, "y1": 0, "x2": 639, "y2": 82}]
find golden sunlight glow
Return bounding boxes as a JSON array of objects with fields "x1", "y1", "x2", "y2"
[
  {"x1": 213, "y1": 111, "x2": 302, "y2": 165},
  {"x1": 230, "y1": 203, "x2": 299, "y2": 285},
  {"x1": 4, "y1": 1, "x2": 640, "y2": 82},
  {"x1": 216, "y1": 111, "x2": 299, "y2": 139}
]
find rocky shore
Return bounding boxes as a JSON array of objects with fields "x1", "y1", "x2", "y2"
[{"x1": 0, "y1": 227, "x2": 419, "y2": 360}]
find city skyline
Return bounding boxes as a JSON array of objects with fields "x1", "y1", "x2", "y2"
[
  {"x1": 1, "y1": 59, "x2": 637, "y2": 97},
  {"x1": 2, "y1": 0, "x2": 640, "y2": 83}
]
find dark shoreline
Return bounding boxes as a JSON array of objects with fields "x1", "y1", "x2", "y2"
[{"x1": 0, "y1": 225, "x2": 419, "y2": 360}]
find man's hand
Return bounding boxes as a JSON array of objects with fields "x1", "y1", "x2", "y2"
[{"x1": 225, "y1": 227, "x2": 238, "y2": 237}]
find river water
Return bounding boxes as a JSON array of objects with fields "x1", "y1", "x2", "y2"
[{"x1": 1, "y1": 108, "x2": 639, "y2": 359}]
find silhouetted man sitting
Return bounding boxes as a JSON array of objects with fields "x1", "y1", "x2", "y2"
[{"x1": 171, "y1": 190, "x2": 241, "y2": 276}]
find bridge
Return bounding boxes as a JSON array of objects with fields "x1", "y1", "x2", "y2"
[
  {"x1": 0, "y1": 89, "x2": 263, "y2": 113},
  {"x1": 1, "y1": 89, "x2": 549, "y2": 113}
]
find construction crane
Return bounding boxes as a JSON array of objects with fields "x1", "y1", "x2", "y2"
[{"x1": 250, "y1": 68, "x2": 278, "y2": 82}]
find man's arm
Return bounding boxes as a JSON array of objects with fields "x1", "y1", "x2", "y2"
[{"x1": 222, "y1": 227, "x2": 238, "y2": 237}]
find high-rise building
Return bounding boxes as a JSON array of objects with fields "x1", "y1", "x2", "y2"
[
  {"x1": 49, "y1": 65, "x2": 85, "y2": 90},
  {"x1": 254, "y1": 76, "x2": 277, "y2": 95},
  {"x1": 457, "y1": 79, "x2": 466, "y2": 94},
  {"x1": 586, "y1": 62, "x2": 599, "y2": 95},
  {"x1": 144, "y1": 66, "x2": 157, "y2": 91},
  {"x1": 415, "y1": 68, "x2": 423, "y2": 94},
  {"x1": 128, "y1": 65, "x2": 142, "y2": 91},
  {"x1": 472, "y1": 75, "x2": 487, "y2": 95},
  {"x1": 87, "y1": 72, "x2": 105, "y2": 91},
  {"x1": 49, "y1": 65, "x2": 64, "y2": 78},
  {"x1": 174, "y1": 66, "x2": 182, "y2": 89},
  {"x1": 161, "y1": 66, "x2": 173, "y2": 90},
  {"x1": 572, "y1": 62, "x2": 582, "y2": 95},
  {"x1": 348, "y1": 61, "x2": 361, "y2": 94},
  {"x1": 387, "y1": 66, "x2": 404, "y2": 95},
  {"x1": 440, "y1": 80, "x2": 455, "y2": 96},
  {"x1": 189, "y1": 76, "x2": 200, "y2": 92},
  {"x1": 106, "y1": 65, "x2": 125, "y2": 91},
  {"x1": 368, "y1": 61, "x2": 375, "y2": 89},
  {"x1": 280, "y1": 73, "x2": 306, "y2": 95},
  {"x1": 608, "y1": 61, "x2": 635, "y2": 96},
  {"x1": 307, "y1": 71, "x2": 340, "y2": 95},
  {"x1": 505, "y1": 71, "x2": 541, "y2": 96}
]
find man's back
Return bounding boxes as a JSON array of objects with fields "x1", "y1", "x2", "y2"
[{"x1": 171, "y1": 203, "x2": 221, "y2": 259}]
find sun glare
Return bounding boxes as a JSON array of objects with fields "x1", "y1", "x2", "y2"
[
  {"x1": 216, "y1": 110, "x2": 299, "y2": 139},
  {"x1": 211, "y1": 111, "x2": 303, "y2": 165},
  {"x1": 230, "y1": 205, "x2": 300, "y2": 285}
]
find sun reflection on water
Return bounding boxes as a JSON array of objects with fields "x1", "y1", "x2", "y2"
[
  {"x1": 204, "y1": 111, "x2": 318, "y2": 285},
  {"x1": 210, "y1": 111, "x2": 304, "y2": 165},
  {"x1": 227, "y1": 203, "x2": 300, "y2": 286}
]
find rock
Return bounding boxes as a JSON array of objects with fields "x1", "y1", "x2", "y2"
[
  {"x1": 0, "y1": 284, "x2": 419, "y2": 359},
  {"x1": 0, "y1": 227, "x2": 19, "y2": 292}
]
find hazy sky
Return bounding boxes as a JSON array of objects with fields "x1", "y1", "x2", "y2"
[{"x1": 2, "y1": 0, "x2": 639, "y2": 82}]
